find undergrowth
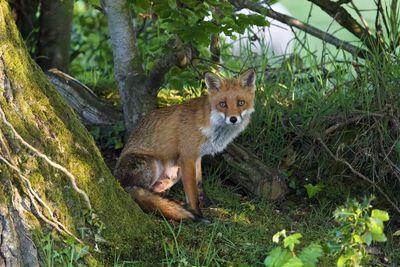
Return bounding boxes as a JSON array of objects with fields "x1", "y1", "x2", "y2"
[{"x1": 35, "y1": 2, "x2": 400, "y2": 266}]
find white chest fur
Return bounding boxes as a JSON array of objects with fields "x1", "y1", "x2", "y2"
[{"x1": 200, "y1": 110, "x2": 252, "y2": 156}]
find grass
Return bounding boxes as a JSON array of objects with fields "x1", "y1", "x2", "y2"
[{"x1": 43, "y1": 1, "x2": 400, "y2": 266}]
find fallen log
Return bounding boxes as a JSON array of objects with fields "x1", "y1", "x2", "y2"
[{"x1": 47, "y1": 69, "x2": 287, "y2": 200}]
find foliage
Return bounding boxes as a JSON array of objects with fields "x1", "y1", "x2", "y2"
[
  {"x1": 264, "y1": 230, "x2": 323, "y2": 267},
  {"x1": 70, "y1": 0, "x2": 269, "y2": 90},
  {"x1": 37, "y1": 233, "x2": 89, "y2": 267},
  {"x1": 90, "y1": 121, "x2": 125, "y2": 149},
  {"x1": 70, "y1": 1, "x2": 114, "y2": 84},
  {"x1": 328, "y1": 196, "x2": 390, "y2": 267},
  {"x1": 264, "y1": 197, "x2": 390, "y2": 267},
  {"x1": 304, "y1": 183, "x2": 324, "y2": 199}
]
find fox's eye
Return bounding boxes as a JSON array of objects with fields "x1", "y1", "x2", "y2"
[
  {"x1": 238, "y1": 100, "x2": 245, "y2": 106},
  {"x1": 219, "y1": 101, "x2": 227, "y2": 108}
]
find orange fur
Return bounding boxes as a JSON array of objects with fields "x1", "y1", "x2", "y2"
[{"x1": 114, "y1": 69, "x2": 257, "y2": 221}]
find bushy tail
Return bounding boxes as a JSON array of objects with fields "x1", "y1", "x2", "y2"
[{"x1": 128, "y1": 186, "x2": 200, "y2": 221}]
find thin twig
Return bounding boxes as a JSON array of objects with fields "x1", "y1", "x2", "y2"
[
  {"x1": 350, "y1": 1, "x2": 372, "y2": 35},
  {"x1": 0, "y1": 107, "x2": 92, "y2": 211},
  {"x1": 325, "y1": 115, "x2": 364, "y2": 135},
  {"x1": 317, "y1": 138, "x2": 400, "y2": 214}
]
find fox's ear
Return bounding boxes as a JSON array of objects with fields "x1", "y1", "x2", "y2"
[
  {"x1": 204, "y1": 72, "x2": 222, "y2": 92},
  {"x1": 239, "y1": 69, "x2": 256, "y2": 88}
]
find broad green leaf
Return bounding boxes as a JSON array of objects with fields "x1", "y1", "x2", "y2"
[
  {"x1": 284, "y1": 233, "x2": 302, "y2": 251},
  {"x1": 393, "y1": 230, "x2": 400, "y2": 236},
  {"x1": 371, "y1": 209, "x2": 389, "y2": 221},
  {"x1": 371, "y1": 232, "x2": 387, "y2": 242},
  {"x1": 304, "y1": 183, "x2": 323, "y2": 198},
  {"x1": 298, "y1": 243, "x2": 323, "y2": 267},
  {"x1": 282, "y1": 257, "x2": 304, "y2": 267},
  {"x1": 264, "y1": 247, "x2": 292, "y2": 267},
  {"x1": 367, "y1": 218, "x2": 384, "y2": 235}
]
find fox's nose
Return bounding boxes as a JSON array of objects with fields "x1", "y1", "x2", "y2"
[{"x1": 230, "y1": 116, "x2": 238, "y2": 124}]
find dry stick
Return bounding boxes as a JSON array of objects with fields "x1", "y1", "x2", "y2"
[
  {"x1": 317, "y1": 137, "x2": 400, "y2": 214},
  {"x1": 351, "y1": 1, "x2": 372, "y2": 35},
  {"x1": 0, "y1": 156, "x2": 83, "y2": 243},
  {"x1": 0, "y1": 107, "x2": 92, "y2": 211},
  {"x1": 325, "y1": 115, "x2": 364, "y2": 135}
]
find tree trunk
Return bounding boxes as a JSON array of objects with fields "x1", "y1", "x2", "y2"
[
  {"x1": 0, "y1": 1, "x2": 154, "y2": 265},
  {"x1": 102, "y1": 0, "x2": 153, "y2": 134},
  {"x1": 8, "y1": 0, "x2": 39, "y2": 40},
  {"x1": 36, "y1": 0, "x2": 73, "y2": 72},
  {"x1": 102, "y1": 0, "x2": 197, "y2": 133}
]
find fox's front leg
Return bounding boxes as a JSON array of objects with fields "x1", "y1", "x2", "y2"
[
  {"x1": 196, "y1": 158, "x2": 213, "y2": 208},
  {"x1": 181, "y1": 159, "x2": 201, "y2": 216}
]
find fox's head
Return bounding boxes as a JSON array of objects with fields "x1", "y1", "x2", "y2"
[{"x1": 205, "y1": 69, "x2": 256, "y2": 126}]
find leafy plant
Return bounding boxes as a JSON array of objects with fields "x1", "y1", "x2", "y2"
[
  {"x1": 38, "y1": 233, "x2": 89, "y2": 267},
  {"x1": 90, "y1": 121, "x2": 125, "y2": 149},
  {"x1": 328, "y1": 196, "x2": 390, "y2": 267},
  {"x1": 304, "y1": 183, "x2": 324, "y2": 199},
  {"x1": 264, "y1": 230, "x2": 323, "y2": 267}
]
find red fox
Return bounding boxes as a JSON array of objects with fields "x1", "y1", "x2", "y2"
[{"x1": 114, "y1": 69, "x2": 256, "y2": 221}]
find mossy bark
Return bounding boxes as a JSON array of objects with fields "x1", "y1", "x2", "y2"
[{"x1": 0, "y1": 1, "x2": 154, "y2": 265}]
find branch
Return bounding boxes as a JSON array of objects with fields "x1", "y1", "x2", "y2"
[
  {"x1": 229, "y1": 0, "x2": 370, "y2": 59},
  {"x1": 308, "y1": 0, "x2": 384, "y2": 51},
  {"x1": 47, "y1": 68, "x2": 123, "y2": 126},
  {"x1": 146, "y1": 40, "x2": 197, "y2": 94},
  {"x1": 318, "y1": 138, "x2": 400, "y2": 214}
]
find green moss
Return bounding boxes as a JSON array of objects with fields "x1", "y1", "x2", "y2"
[{"x1": 0, "y1": 0, "x2": 156, "y2": 259}]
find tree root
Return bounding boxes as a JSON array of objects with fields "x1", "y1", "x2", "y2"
[
  {"x1": 0, "y1": 156, "x2": 83, "y2": 243},
  {"x1": 0, "y1": 106, "x2": 92, "y2": 211}
]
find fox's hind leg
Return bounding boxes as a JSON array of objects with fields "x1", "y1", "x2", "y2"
[{"x1": 114, "y1": 153, "x2": 158, "y2": 189}]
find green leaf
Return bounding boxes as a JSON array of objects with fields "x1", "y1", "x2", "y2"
[
  {"x1": 298, "y1": 243, "x2": 323, "y2": 267},
  {"x1": 272, "y1": 230, "x2": 286, "y2": 243},
  {"x1": 284, "y1": 233, "x2": 302, "y2": 251},
  {"x1": 367, "y1": 218, "x2": 384, "y2": 235},
  {"x1": 264, "y1": 247, "x2": 292, "y2": 267},
  {"x1": 361, "y1": 232, "x2": 372, "y2": 246},
  {"x1": 371, "y1": 232, "x2": 387, "y2": 242},
  {"x1": 282, "y1": 257, "x2": 304, "y2": 267},
  {"x1": 371, "y1": 209, "x2": 389, "y2": 221},
  {"x1": 304, "y1": 183, "x2": 323, "y2": 198},
  {"x1": 337, "y1": 255, "x2": 348, "y2": 267},
  {"x1": 167, "y1": 0, "x2": 177, "y2": 9},
  {"x1": 393, "y1": 230, "x2": 400, "y2": 236}
]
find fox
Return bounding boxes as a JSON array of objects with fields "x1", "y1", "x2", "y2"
[{"x1": 114, "y1": 69, "x2": 256, "y2": 221}]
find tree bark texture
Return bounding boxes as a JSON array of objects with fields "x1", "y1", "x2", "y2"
[
  {"x1": 8, "y1": 0, "x2": 39, "y2": 40},
  {"x1": 102, "y1": 0, "x2": 197, "y2": 133},
  {"x1": 102, "y1": 0, "x2": 152, "y2": 134},
  {"x1": 36, "y1": 0, "x2": 73, "y2": 72},
  {"x1": 47, "y1": 69, "x2": 288, "y2": 201},
  {"x1": 0, "y1": 1, "x2": 154, "y2": 265}
]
